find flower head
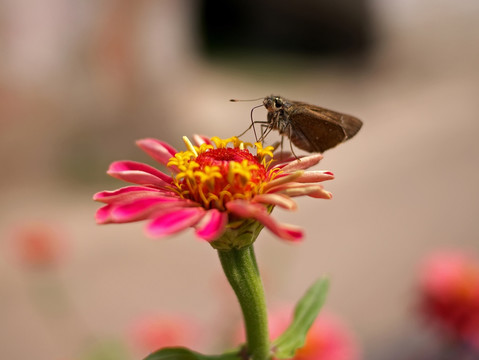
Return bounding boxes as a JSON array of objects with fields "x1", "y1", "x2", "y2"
[
  {"x1": 291, "y1": 313, "x2": 360, "y2": 360},
  {"x1": 130, "y1": 314, "x2": 201, "y2": 356},
  {"x1": 418, "y1": 250, "x2": 479, "y2": 350},
  {"x1": 94, "y1": 136, "x2": 333, "y2": 248},
  {"x1": 235, "y1": 309, "x2": 360, "y2": 360},
  {"x1": 11, "y1": 221, "x2": 66, "y2": 268}
]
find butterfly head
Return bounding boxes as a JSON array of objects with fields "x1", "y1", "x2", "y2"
[{"x1": 263, "y1": 95, "x2": 285, "y2": 112}]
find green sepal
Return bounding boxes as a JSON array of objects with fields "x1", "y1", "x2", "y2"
[
  {"x1": 210, "y1": 206, "x2": 273, "y2": 250},
  {"x1": 210, "y1": 218, "x2": 265, "y2": 250},
  {"x1": 272, "y1": 277, "x2": 330, "y2": 359},
  {"x1": 143, "y1": 347, "x2": 242, "y2": 360}
]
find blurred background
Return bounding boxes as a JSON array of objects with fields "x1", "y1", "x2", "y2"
[{"x1": 1, "y1": 0, "x2": 479, "y2": 359}]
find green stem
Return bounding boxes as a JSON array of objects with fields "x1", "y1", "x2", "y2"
[{"x1": 218, "y1": 245, "x2": 271, "y2": 360}]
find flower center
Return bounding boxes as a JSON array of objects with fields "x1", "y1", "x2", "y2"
[
  {"x1": 169, "y1": 139, "x2": 275, "y2": 211},
  {"x1": 196, "y1": 147, "x2": 262, "y2": 169}
]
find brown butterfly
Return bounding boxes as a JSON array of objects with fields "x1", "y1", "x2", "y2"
[{"x1": 234, "y1": 95, "x2": 362, "y2": 154}]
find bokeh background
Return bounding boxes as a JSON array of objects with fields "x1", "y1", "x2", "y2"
[{"x1": 1, "y1": 0, "x2": 478, "y2": 359}]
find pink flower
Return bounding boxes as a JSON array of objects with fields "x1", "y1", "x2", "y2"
[
  {"x1": 236, "y1": 309, "x2": 360, "y2": 360},
  {"x1": 130, "y1": 314, "x2": 201, "y2": 356},
  {"x1": 291, "y1": 314, "x2": 360, "y2": 360},
  {"x1": 11, "y1": 221, "x2": 66, "y2": 268},
  {"x1": 94, "y1": 136, "x2": 333, "y2": 246},
  {"x1": 419, "y1": 250, "x2": 479, "y2": 350}
]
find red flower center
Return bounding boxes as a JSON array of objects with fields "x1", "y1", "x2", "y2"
[
  {"x1": 196, "y1": 148, "x2": 266, "y2": 178},
  {"x1": 174, "y1": 147, "x2": 269, "y2": 210}
]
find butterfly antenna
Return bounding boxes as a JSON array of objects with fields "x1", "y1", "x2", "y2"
[{"x1": 230, "y1": 97, "x2": 264, "y2": 102}]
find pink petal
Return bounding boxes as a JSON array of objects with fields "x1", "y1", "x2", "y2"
[
  {"x1": 93, "y1": 186, "x2": 175, "y2": 204},
  {"x1": 295, "y1": 170, "x2": 335, "y2": 183},
  {"x1": 95, "y1": 204, "x2": 113, "y2": 224},
  {"x1": 269, "y1": 152, "x2": 295, "y2": 167},
  {"x1": 300, "y1": 187, "x2": 332, "y2": 199},
  {"x1": 146, "y1": 207, "x2": 205, "y2": 238},
  {"x1": 108, "y1": 161, "x2": 173, "y2": 187},
  {"x1": 226, "y1": 200, "x2": 303, "y2": 242},
  {"x1": 193, "y1": 135, "x2": 213, "y2": 146},
  {"x1": 252, "y1": 194, "x2": 297, "y2": 210},
  {"x1": 195, "y1": 209, "x2": 228, "y2": 241},
  {"x1": 272, "y1": 183, "x2": 333, "y2": 199},
  {"x1": 277, "y1": 154, "x2": 323, "y2": 172},
  {"x1": 111, "y1": 197, "x2": 191, "y2": 223},
  {"x1": 136, "y1": 138, "x2": 178, "y2": 167},
  {"x1": 263, "y1": 171, "x2": 303, "y2": 192},
  {"x1": 273, "y1": 223, "x2": 304, "y2": 242}
]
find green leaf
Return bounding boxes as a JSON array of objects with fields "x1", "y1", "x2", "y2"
[
  {"x1": 272, "y1": 277, "x2": 330, "y2": 359},
  {"x1": 144, "y1": 347, "x2": 242, "y2": 360}
]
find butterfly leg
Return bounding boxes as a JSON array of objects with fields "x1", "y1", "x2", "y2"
[
  {"x1": 237, "y1": 120, "x2": 268, "y2": 140},
  {"x1": 288, "y1": 126, "x2": 300, "y2": 160},
  {"x1": 237, "y1": 122, "x2": 254, "y2": 138},
  {"x1": 259, "y1": 124, "x2": 273, "y2": 143}
]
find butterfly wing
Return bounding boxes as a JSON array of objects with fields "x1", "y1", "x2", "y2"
[
  {"x1": 311, "y1": 106, "x2": 363, "y2": 140},
  {"x1": 289, "y1": 104, "x2": 362, "y2": 152},
  {"x1": 293, "y1": 102, "x2": 362, "y2": 137}
]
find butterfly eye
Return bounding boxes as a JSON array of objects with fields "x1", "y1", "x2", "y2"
[{"x1": 274, "y1": 98, "x2": 283, "y2": 108}]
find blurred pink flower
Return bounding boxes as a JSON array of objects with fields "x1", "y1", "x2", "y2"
[
  {"x1": 419, "y1": 250, "x2": 479, "y2": 350},
  {"x1": 236, "y1": 309, "x2": 360, "y2": 360},
  {"x1": 94, "y1": 136, "x2": 333, "y2": 245},
  {"x1": 12, "y1": 221, "x2": 66, "y2": 268},
  {"x1": 130, "y1": 314, "x2": 201, "y2": 355}
]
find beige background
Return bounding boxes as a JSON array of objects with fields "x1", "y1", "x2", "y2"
[{"x1": 1, "y1": 1, "x2": 478, "y2": 359}]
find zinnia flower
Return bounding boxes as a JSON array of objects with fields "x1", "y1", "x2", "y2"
[
  {"x1": 94, "y1": 136, "x2": 333, "y2": 248},
  {"x1": 235, "y1": 309, "x2": 360, "y2": 360},
  {"x1": 419, "y1": 250, "x2": 479, "y2": 351},
  {"x1": 290, "y1": 313, "x2": 360, "y2": 360},
  {"x1": 130, "y1": 314, "x2": 201, "y2": 356},
  {"x1": 12, "y1": 221, "x2": 66, "y2": 268}
]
